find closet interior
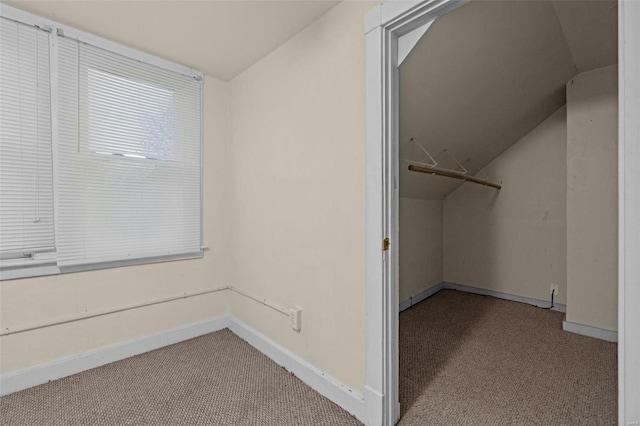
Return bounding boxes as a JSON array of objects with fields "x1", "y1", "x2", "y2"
[
  {"x1": 397, "y1": 0, "x2": 618, "y2": 422},
  {"x1": 399, "y1": 0, "x2": 618, "y2": 332}
]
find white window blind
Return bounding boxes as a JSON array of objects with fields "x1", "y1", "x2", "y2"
[
  {"x1": 55, "y1": 37, "x2": 202, "y2": 268},
  {"x1": 0, "y1": 18, "x2": 54, "y2": 264}
]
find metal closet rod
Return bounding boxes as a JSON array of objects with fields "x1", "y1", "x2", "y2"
[{"x1": 408, "y1": 164, "x2": 502, "y2": 190}]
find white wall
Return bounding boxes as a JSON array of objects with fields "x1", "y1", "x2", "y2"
[
  {"x1": 566, "y1": 65, "x2": 618, "y2": 331},
  {"x1": 228, "y1": 1, "x2": 376, "y2": 393},
  {"x1": 443, "y1": 106, "x2": 568, "y2": 304},
  {"x1": 0, "y1": 76, "x2": 231, "y2": 374},
  {"x1": 399, "y1": 198, "x2": 443, "y2": 302}
]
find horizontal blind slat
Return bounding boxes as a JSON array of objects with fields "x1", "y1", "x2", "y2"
[
  {"x1": 0, "y1": 18, "x2": 54, "y2": 256},
  {"x1": 55, "y1": 37, "x2": 201, "y2": 267}
]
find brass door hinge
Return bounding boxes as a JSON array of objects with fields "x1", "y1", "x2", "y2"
[{"x1": 383, "y1": 238, "x2": 390, "y2": 251}]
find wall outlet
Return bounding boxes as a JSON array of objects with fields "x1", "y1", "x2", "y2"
[
  {"x1": 550, "y1": 283, "x2": 559, "y2": 296},
  {"x1": 289, "y1": 306, "x2": 302, "y2": 332}
]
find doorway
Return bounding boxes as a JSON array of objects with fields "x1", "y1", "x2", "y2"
[{"x1": 364, "y1": 1, "x2": 640, "y2": 425}]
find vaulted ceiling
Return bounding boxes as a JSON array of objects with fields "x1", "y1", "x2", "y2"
[
  {"x1": 400, "y1": 0, "x2": 618, "y2": 200},
  {"x1": 2, "y1": 1, "x2": 340, "y2": 81}
]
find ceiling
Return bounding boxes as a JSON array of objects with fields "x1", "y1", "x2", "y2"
[
  {"x1": 2, "y1": 0, "x2": 340, "y2": 81},
  {"x1": 400, "y1": 0, "x2": 618, "y2": 200},
  {"x1": 1, "y1": 0, "x2": 617, "y2": 199}
]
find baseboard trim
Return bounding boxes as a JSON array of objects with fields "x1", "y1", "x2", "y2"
[
  {"x1": 0, "y1": 315, "x2": 365, "y2": 423},
  {"x1": 399, "y1": 282, "x2": 445, "y2": 312},
  {"x1": 562, "y1": 319, "x2": 618, "y2": 342},
  {"x1": 227, "y1": 317, "x2": 365, "y2": 423},
  {"x1": 0, "y1": 316, "x2": 229, "y2": 397},
  {"x1": 363, "y1": 385, "x2": 384, "y2": 426},
  {"x1": 402, "y1": 283, "x2": 617, "y2": 344},
  {"x1": 443, "y1": 282, "x2": 567, "y2": 313},
  {"x1": 400, "y1": 281, "x2": 567, "y2": 313}
]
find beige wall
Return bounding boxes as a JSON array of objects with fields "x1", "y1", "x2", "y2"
[
  {"x1": 444, "y1": 106, "x2": 568, "y2": 304},
  {"x1": 0, "y1": 1, "x2": 376, "y2": 395},
  {"x1": 566, "y1": 65, "x2": 618, "y2": 331},
  {"x1": 0, "y1": 76, "x2": 231, "y2": 374},
  {"x1": 227, "y1": 1, "x2": 375, "y2": 393},
  {"x1": 399, "y1": 198, "x2": 443, "y2": 302}
]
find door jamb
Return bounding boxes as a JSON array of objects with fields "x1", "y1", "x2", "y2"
[{"x1": 363, "y1": 1, "x2": 469, "y2": 425}]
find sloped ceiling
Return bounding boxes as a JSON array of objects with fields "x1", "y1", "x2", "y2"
[
  {"x1": 2, "y1": 1, "x2": 340, "y2": 81},
  {"x1": 400, "y1": 0, "x2": 617, "y2": 200},
  {"x1": 552, "y1": 0, "x2": 618, "y2": 73}
]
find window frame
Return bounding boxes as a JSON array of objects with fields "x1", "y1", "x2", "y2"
[{"x1": 0, "y1": 4, "x2": 204, "y2": 280}]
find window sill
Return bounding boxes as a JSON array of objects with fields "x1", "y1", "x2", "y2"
[{"x1": 0, "y1": 251, "x2": 203, "y2": 281}]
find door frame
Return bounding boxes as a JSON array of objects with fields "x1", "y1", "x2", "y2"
[
  {"x1": 363, "y1": 1, "x2": 469, "y2": 425},
  {"x1": 617, "y1": 2, "x2": 640, "y2": 424},
  {"x1": 364, "y1": 1, "x2": 640, "y2": 425}
]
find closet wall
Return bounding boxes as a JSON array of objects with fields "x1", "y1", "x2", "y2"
[
  {"x1": 399, "y1": 198, "x2": 443, "y2": 302},
  {"x1": 566, "y1": 64, "x2": 618, "y2": 332},
  {"x1": 443, "y1": 106, "x2": 568, "y2": 304}
]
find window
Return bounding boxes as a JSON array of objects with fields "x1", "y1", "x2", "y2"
[
  {"x1": 87, "y1": 67, "x2": 177, "y2": 161},
  {"x1": 55, "y1": 39, "x2": 202, "y2": 268},
  {"x1": 0, "y1": 18, "x2": 55, "y2": 270},
  {"x1": 0, "y1": 9, "x2": 203, "y2": 279}
]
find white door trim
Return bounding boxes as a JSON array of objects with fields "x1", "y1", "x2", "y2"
[
  {"x1": 365, "y1": 1, "x2": 640, "y2": 425},
  {"x1": 618, "y1": 2, "x2": 640, "y2": 424},
  {"x1": 363, "y1": 1, "x2": 469, "y2": 425}
]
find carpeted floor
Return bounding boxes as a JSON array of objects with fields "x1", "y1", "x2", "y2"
[
  {"x1": 0, "y1": 290, "x2": 617, "y2": 425},
  {"x1": 398, "y1": 290, "x2": 617, "y2": 425},
  {"x1": 0, "y1": 329, "x2": 361, "y2": 426}
]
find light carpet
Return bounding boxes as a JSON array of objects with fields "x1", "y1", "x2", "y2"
[
  {"x1": 398, "y1": 290, "x2": 617, "y2": 425},
  {"x1": 1, "y1": 290, "x2": 617, "y2": 425},
  {"x1": 0, "y1": 329, "x2": 360, "y2": 425}
]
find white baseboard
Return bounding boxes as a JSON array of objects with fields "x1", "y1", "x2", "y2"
[
  {"x1": 399, "y1": 282, "x2": 444, "y2": 312},
  {"x1": 363, "y1": 385, "x2": 384, "y2": 426},
  {"x1": 398, "y1": 298, "x2": 412, "y2": 312},
  {"x1": 442, "y1": 281, "x2": 567, "y2": 313},
  {"x1": 400, "y1": 281, "x2": 567, "y2": 313},
  {"x1": 0, "y1": 316, "x2": 229, "y2": 397},
  {"x1": 1, "y1": 314, "x2": 365, "y2": 424},
  {"x1": 402, "y1": 282, "x2": 617, "y2": 344},
  {"x1": 227, "y1": 317, "x2": 365, "y2": 423},
  {"x1": 562, "y1": 319, "x2": 618, "y2": 343}
]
